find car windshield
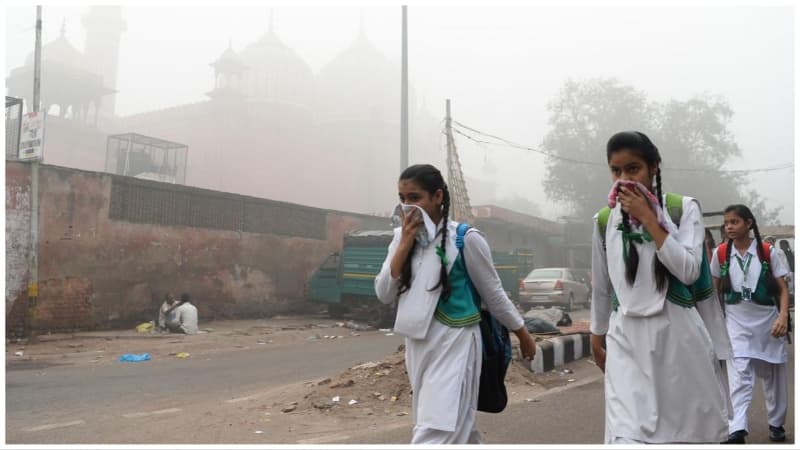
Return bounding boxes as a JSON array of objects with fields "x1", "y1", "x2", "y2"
[{"x1": 525, "y1": 269, "x2": 562, "y2": 280}]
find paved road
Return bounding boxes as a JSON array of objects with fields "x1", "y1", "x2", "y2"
[
  {"x1": 8, "y1": 305, "x2": 794, "y2": 445},
  {"x1": 347, "y1": 348, "x2": 794, "y2": 445},
  {"x1": 6, "y1": 331, "x2": 405, "y2": 441},
  {"x1": 345, "y1": 306, "x2": 796, "y2": 445}
]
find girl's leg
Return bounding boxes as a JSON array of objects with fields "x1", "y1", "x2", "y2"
[
  {"x1": 727, "y1": 357, "x2": 756, "y2": 433},
  {"x1": 607, "y1": 435, "x2": 646, "y2": 444},
  {"x1": 754, "y1": 360, "x2": 788, "y2": 428},
  {"x1": 410, "y1": 426, "x2": 453, "y2": 444}
]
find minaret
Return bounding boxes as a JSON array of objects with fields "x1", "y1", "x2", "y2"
[
  {"x1": 82, "y1": 6, "x2": 126, "y2": 117},
  {"x1": 207, "y1": 41, "x2": 248, "y2": 100}
]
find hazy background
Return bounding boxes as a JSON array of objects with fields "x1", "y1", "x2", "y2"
[{"x1": 5, "y1": 4, "x2": 794, "y2": 223}]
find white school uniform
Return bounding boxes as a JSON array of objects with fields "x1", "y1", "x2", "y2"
[
  {"x1": 591, "y1": 196, "x2": 731, "y2": 444},
  {"x1": 375, "y1": 221, "x2": 523, "y2": 444},
  {"x1": 710, "y1": 240, "x2": 789, "y2": 432}
]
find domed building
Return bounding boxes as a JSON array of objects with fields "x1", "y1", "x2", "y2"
[
  {"x1": 314, "y1": 27, "x2": 409, "y2": 214},
  {"x1": 238, "y1": 24, "x2": 315, "y2": 111},
  {"x1": 6, "y1": 8, "x2": 442, "y2": 216},
  {"x1": 6, "y1": 21, "x2": 114, "y2": 125},
  {"x1": 6, "y1": 20, "x2": 115, "y2": 172}
]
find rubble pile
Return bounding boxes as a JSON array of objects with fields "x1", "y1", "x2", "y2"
[{"x1": 295, "y1": 347, "x2": 412, "y2": 416}]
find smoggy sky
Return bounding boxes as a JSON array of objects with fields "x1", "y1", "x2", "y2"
[{"x1": 5, "y1": 4, "x2": 795, "y2": 223}]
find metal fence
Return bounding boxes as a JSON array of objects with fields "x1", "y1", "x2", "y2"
[
  {"x1": 105, "y1": 133, "x2": 188, "y2": 184},
  {"x1": 5, "y1": 96, "x2": 23, "y2": 160},
  {"x1": 108, "y1": 176, "x2": 328, "y2": 239}
]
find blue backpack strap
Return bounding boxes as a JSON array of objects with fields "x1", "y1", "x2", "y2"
[
  {"x1": 456, "y1": 222, "x2": 471, "y2": 252},
  {"x1": 456, "y1": 223, "x2": 478, "y2": 309}
]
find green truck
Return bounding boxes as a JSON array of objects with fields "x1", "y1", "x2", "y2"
[{"x1": 306, "y1": 230, "x2": 534, "y2": 327}]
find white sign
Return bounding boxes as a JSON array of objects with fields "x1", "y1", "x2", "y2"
[{"x1": 18, "y1": 111, "x2": 45, "y2": 161}]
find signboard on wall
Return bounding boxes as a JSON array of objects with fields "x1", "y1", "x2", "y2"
[{"x1": 18, "y1": 111, "x2": 45, "y2": 161}]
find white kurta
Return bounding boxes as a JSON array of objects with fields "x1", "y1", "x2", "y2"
[
  {"x1": 591, "y1": 196, "x2": 730, "y2": 443},
  {"x1": 375, "y1": 221, "x2": 523, "y2": 441},
  {"x1": 710, "y1": 240, "x2": 790, "y2": 433},
  {"x1": 710, "y1": 240, "x2": 789, "y2": 363}
]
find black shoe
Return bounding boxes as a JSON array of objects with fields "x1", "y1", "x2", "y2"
[
  {"x1": 769, "y1": 425, "x2": 786, "y2": 442},
  {"x1": 722, "y1": 430, "x2": 747, "y2": 444}
]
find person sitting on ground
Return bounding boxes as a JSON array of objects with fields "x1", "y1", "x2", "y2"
[
  {"x1": 157, "y1": 293, "x2": 179, "y2": 331},
  {"x1": 166, "y1": 293, "x2": 199, "y2": 335}
]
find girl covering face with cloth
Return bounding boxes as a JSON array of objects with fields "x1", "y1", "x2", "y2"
[
  {"x1": 711, "y1": 204, "x2": 790, "y2": 444},
  {"x1": 374, "y1": 164, "x2": 537, "y2": 444},
  {"x1": 590, "y1": 131, "x2": 732, "y2": 444}
]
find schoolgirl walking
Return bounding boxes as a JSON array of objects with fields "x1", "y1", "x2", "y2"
[{"x1": 711, "y1": 204, "x2": 791, "y2": 444}]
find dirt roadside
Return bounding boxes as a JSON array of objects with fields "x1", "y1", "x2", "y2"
[{"x1": 6, "y1": 314, "x2": 597, "y2": 444}]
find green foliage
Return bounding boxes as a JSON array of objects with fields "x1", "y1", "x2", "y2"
[{"x1": 542, "y1": 78, "x2": 782, "y2": 224}]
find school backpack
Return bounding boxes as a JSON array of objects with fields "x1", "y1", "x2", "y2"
[
  {"x1": 456, "y1": 223, "x2": 512, "y2": 414},
  {"x1": 716, "y1": 240, "x2": 792, "y2": 340},
  {"x1": 716, "y1": 241, "x2": 772, "y2": 266}
]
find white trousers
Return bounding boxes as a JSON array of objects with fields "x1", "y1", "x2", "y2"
[
  {"x1": 727, "y1": 357, "x2": 788, "y2": 432},
  {"x1": 410, "y1": 425, "x2": 481, "y2": 444}
]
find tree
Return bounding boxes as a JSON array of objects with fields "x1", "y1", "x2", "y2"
[{"x1": 541, "y1": 78, "x2": 781, "y2": 225}]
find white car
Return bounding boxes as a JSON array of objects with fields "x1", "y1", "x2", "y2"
[{"x1": 519, "y1": 267, "x2": 591, "y2": 311}]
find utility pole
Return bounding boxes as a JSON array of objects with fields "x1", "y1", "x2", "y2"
[
  {"x1": 26, "y1": 5, "x2": 42, "y2": 341},
  {"x1": 400, "y1": 5, "x2": 408, "y2": 170},
  {"x1": 444, "y1": 99, "x2": 474, "y2": 223}
]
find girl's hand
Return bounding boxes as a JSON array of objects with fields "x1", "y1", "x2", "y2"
[
  {"x1": 618, "y1": 185, "x2": 655, "y2": 225},
  {"x1": 399, "y1": 207, "x2": 423, "y2": 246},
  {"x1": 771, "y1": 314, "x2": 789, "y2": 338},
  {"x1": 590, "y1": 334, "x2": 607, "y2": 373},
  {"x1": 517, "y1": 331, "x2": 537, "y2": 362}
]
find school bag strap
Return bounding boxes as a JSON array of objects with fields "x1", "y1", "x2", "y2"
[
  {"x1": 455, "y1": 221, "x2": 512, "y2": 413},
  {"x1": 597, "y1": 207, "x2": 612, "y2": 251},
  {"x1": 455, "y1": 223, "x2": 478, "y2": 308},
  {"x1": 665, "y1": 192, "x2": 683, "y2": 227},
  {"x1": 717, "y1": 242, "x2": 773, "y2": 265}
]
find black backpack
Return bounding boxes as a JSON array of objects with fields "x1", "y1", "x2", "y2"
[{"x1": 456, "y1": 223, "x2": 512, "y2": 413}]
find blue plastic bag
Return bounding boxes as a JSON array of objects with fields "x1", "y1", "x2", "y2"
[{"x1": 118, "y1": 353, "x2": 151, "y2": 362}]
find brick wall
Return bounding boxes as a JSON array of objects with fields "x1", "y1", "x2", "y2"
[{"x1": 6, "y1": 162, "x2": 389, "y2": 335}]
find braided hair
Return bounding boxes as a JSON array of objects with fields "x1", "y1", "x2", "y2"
[
  {"x1": 718, "y1": 204, "x2": 779, "y2": 296},
  {"x1": 606, "y1": 131, "x2": 670, "y2": 291},
  {"x1": 397, "y1": 164, "x2": 452, "y2": 300}
]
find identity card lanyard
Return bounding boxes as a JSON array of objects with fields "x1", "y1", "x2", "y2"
[{"x1": 736, "y1": 252, "x2": 754, "y2": 301}]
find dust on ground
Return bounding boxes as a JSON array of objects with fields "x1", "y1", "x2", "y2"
[
  {"x1": 5, "y1": 315, "x2": 371, "y2": 369},
  {"x1": 6, "y1": 315, "x2": 596, "y2": 444}
]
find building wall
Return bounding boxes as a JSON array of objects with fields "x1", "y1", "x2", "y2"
[
  {"x1": 5, "y1": 162, "x2": 389, "y2": 334},
  {"x1": 6, "y1": 163, "x2": 32, "y2": 321}
]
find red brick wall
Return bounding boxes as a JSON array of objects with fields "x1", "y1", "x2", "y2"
[{"x1": 6, "y1": 162, "x2": 389, "y2": 334}]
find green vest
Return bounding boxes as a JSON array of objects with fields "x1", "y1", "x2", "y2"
[
  {"x1": 433, "y1": 252, "x2": 482, "y2": 327},
  {"x1": 725, "y1": 261, "x2": 776, "y2": 307}
]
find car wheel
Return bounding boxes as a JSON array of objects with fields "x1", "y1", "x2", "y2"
[{"x1": 567, "y1": 293, "x2": 575, "y2": 312}]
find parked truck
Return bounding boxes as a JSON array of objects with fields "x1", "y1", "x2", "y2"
[{"x1": 306, "y1": 230, "x2": 533, "y2": 327}]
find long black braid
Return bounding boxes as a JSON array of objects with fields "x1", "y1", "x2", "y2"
[
  {"x1": 619, "y1": 208, "x2": 639, "y2": 286},
  {"x1": 396, "y1": 164, "x2": 452, "y2": 300},
  {"x1": 607, "y1": 131, "x2": 669, "y2": 291},
  {"x1": 719, "y1": 204, "x2": 779, "y2": 296},
  {"x1": 720, "y1": 237, "x2": 735, "y2": 294},
  {"x1": 652, "y1": 166, "x2": 669, "y2": 291},
  {"x1": 431, "y1": 185, "x2": 452, "y2": 300}
]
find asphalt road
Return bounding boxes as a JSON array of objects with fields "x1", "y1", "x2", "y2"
[
  {"x1": 6, "y1": 331, "x2": 405, "y2": 441},
  {"x1": 347, "y1": 350, "x2": 794, "y2": 445},
  {"x1": 7, "y1": 306, "x2": 794, "y2": 445}
]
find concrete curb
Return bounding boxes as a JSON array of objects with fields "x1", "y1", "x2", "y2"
[{"x1": 529, "y1": 333, "x2": 591, "y2": 373}]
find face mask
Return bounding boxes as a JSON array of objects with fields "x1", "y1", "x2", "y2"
[{"x1": 391, "y1": 204, "x2": 438, "y2": 248}]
